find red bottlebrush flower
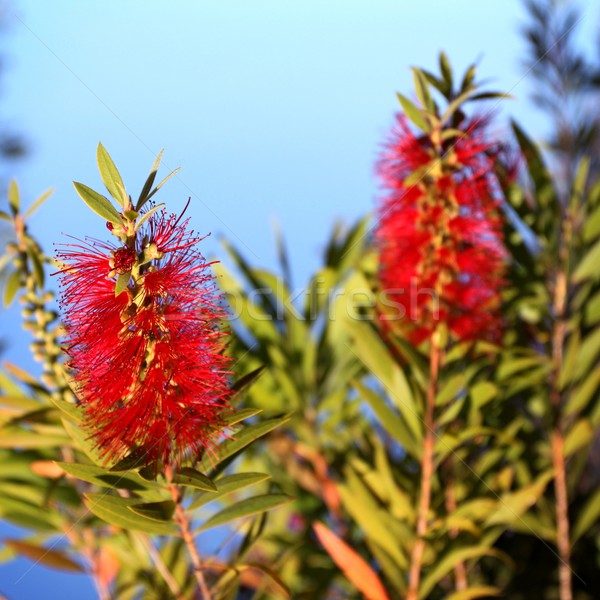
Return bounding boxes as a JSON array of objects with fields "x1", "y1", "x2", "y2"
[
  {"x1": 376, "y1": 114, "x2": 507, "y2": 343},
  {"x1": 57, "y1": 206, "x2": 231, "y2": 467}
]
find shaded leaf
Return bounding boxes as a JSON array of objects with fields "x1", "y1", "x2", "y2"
[{"x1": 4, "y1": 539, "x2": 84, "y2": 573}]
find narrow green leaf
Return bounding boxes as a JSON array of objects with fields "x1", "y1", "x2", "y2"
[
  {"x1": 0, "y1": 209, "x2": 11, "y2": 222},
  {"x1": 8, "y1": 179, "x2": 19, "y2": 215},
  {"x1": 84, "y1": 493, "x2": 177, "y2": 534},
  {"x1": 436, "y1": 374, "x2": 465, "y2": 406},
  {"x1": 134, "y1": 203, "x2": 165, "y2": 232},
  {"x1": 564, "y1": 419, "x2": 593, "y2": 457},
  {"x1": 0, "y1": 431, "x2": 71, "y2": 449},
  {"x1": 231, "y1": 367, "x2": 266, "y2": 398},
  {"x1": 353, "y1": 379, "x2": 420, "y2": 459},
  {"x1": 190, "y1": 472, "x2": 271, "y2": 510},
  {"x1": 485, "y1": 471, "x2": 553, "y2": 527},
  {"x1": 572, "y1": 488, "x2": 600, "y2": 544},
  {"x1": 222, "y1": 407, "x2": 262, "y2": 427},
  {"x1": 128, "y1": 500, "x2": 175, "y2": 522},
  {"x1": 4, "y1": 539, "x2": 84, "y2": 573},
  {"x1": 172, "y1": 467, "x2": 217, "y2": 491},
  {"x1": 573, "y1": 239, "x2": 600, "y2": 283},
  {"x1": 470, "y1": 382, "x2": 497, "y2": 408},
  {"x1": 412, "y1": 67, "x2": 434, "y2": 112},
  {"x1": 441, "y1": 87, "x2": 477, "y2": 124},
  {"x1": 136, "y1": 149, "x2": 163, "y2": 210},
  {"x1": 144, "y1": 167, "x2": 182, "y2": 204},
  {"x1": 3, "y1": 269, "x2": 21, "y2": 307},
  {"x1": 115, "y1": 271, "x2": 130, "y2": 296},
  {"x1": 26, "y1": 246, "x2": 44, "y2": 289},
  {"x1": 73, "y1": 182, "x2": 122, "y2": 223},
  {"x1": 97, "y1": 143, "x2": 128, "y2": 207},
  {"x1": 439, "y1": 52, "x2": 453, "y2": 92},
  {"x1": 460, "y1": 64, "x2": 476, "y2": 92},
  {"x1": 55, "y1": 461, "x2": 158, "y2": 492},
  {"x1": 396, "y1": 93, "x2": 430, "y2": 132},
  {"x1": 445, "y1": 586, "x2": 502, "y2": 600},
  {"x1": 48, "y1": 396, "x2": 83, "y2": 423},
  {"x1": 24, "y1": 188, "x2": 54, "y2": 219},
  {"x1": 199, "y1": 415, "x2": 291, "y2": 475},
  {"x1": 196, "y1": 493, "x2": 292, "y2": 532},
  {"x1": 420, "y1": 548, "x2": 507, "y2": 599}
]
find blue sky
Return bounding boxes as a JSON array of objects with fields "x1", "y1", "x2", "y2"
[{"x1": 0, "y1": 1, "x2": 596, "y2": 598}]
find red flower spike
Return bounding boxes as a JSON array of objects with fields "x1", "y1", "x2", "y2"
[
  {"x1": 57, "y1": 207, "x2": 231, "y2": 467},
  {"x1": 376, "y1": 114, "x2": 507, "y2": 343}
]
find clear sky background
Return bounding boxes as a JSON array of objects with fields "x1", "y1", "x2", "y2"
[{"x1": 0, "y1": 1, "x2": 596, "y2": 598}]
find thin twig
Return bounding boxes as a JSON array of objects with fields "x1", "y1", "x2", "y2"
[
  {"x1": 551, "y1": 256, "x2": 572, "y2": 600},
  {"x1": 168, "y1": 480, "x2": 211, "y2": 600},
  {"x1": 407, "y1": 341, "x2": 440, "y2": 600},
  {"x1": 139, "y1": 534, "x2": 186, "y2": 600}
]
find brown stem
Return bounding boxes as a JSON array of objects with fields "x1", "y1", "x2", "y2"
[
  {"x1": 407, "y1": 341, "x2": 440, "y2": 600},
  {"x1": 444, "y1": 459, "x2": 468, "y2": 592},
  {"x1": 551, "y1": 263, "x2": 573, "y2": 600},
  {"x1": 168, "y1": 483, "x2": 211, "y2": 600}
]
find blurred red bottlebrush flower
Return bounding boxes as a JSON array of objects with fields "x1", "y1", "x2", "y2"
[
  {"x1": 376, "y1": 115, "x2": 507, "y2": 343},
  {"x1": 56, "y1": 206, "x2": 231, "y2": 466}
]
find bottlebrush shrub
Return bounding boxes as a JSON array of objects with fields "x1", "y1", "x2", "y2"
[
  {"x1": 56, "y1": 145, "x2": 231, "y2": 468},
  {"x1": 376, "y1": 89, "x2": 509, "y2": 344}
]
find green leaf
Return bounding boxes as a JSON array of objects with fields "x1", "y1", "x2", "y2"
[
  {"x1": 436, "y1": 374, "x2": 465, "y2": 406},
  {"x1": 0, "y1": 209, "x2": 11, "y2": 222},
  {"x1": 420, "y1": 548, "x2": 507, "y2": 599},
  {"x1": 441, "y1": 87, "x2": 477, "y2": 124},
  {"x1": 571, "y1": 488, "x2": 600, "y2": 544},
  {"x1": 115, "y1": 271, "x2": 130, "y2": 296},
  {"x1": 485, "y1": 470, "x2": 553, "y2": 527},
  {"x1": 55, "y1": 461, "x2": 159, "y2": 492},
  {"x1": 353, "y1": 379, "x2": 420, "y2": 459},
  {"x1": 199, "y1": 415, "x2": 291, "y2": 475},
  {"x1": 3, "y1": 269, "x2": 21, "y2": 307},
  {"x1": 48, "y1": 396, "x2": 83, "y2": 423},
  {"x1": 24, "y1": 188, "x2": 54, "y2": 219},
  {"x1": 573, "y1": 239, "x2": 600, "y2": 283},
  {"x1": 26, "y1": 246, "x2": 45, "y2": 289},
  {"x1": 439, "y1": 52, "x2": 453, "y2": 93},
  {"x1": 564, "y1": 419, "x2": 593, "y2": 457},
  {"x1": 0, "y1": 430, "x2": 71, "y2": 449},
  {"x1": 190, "y1": 472, "x2": 271, "y2": 510},
  {"x1": 338, "y1": 466, "x2": 408, "y2": 569},
  {"x1": 445, "y1": 586, "x2": 502, "y2": 600},
  {"x1": 136, "y1": 149, "x2": 163, "y2": 210},
  {"x1": 470, "y1": 382, "x2": 497, "y2": 408},
  {"x1": 73, "y1": 182, "x2": 122, "y2": 223},
  {"x1": 566, "y1": 368, "x2": 600, "y2": 416},
  {"x1": 412, "y1": 67, "x2": 434, "y2": 112},
  {"x1": 128, "y1": 500, "x2": 175, "y2": 521},
  {"x1": 171, "y1": 467, "x2": 217, "y2": 491},
  {"x1": 396, "y1": 93, "x2": 430, "y2": 132},
  {"x1": 134, "y1": 203, "x2": 165, "y2": 232},
  {"x1": 144, "y1": 167, "x2": 182, "y2": 205},
  {"x1": 4, "y1": 539, "x2": 84, "y2": 573},
  {"x1": 196, "y1": 493, "x2": 292, "y2": 532},
  {"x1": 345, "y1": 320, "x2": 422, "y2": 443},
  {"x1": 222, "y1": 407, "x2": 262, "y2": 427},
  {"x1": 97, "y1": 143, "x2": 128, "y2": 207},
  {"x1": 574, "y1": 327, "x2": 600, "y2": 380},
  {"x1": 84, "y1": 493, "x2": 177, "y2": 534},
  {"x1": 8, "y1": 179, "x2": 20, "y2": 215}
]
